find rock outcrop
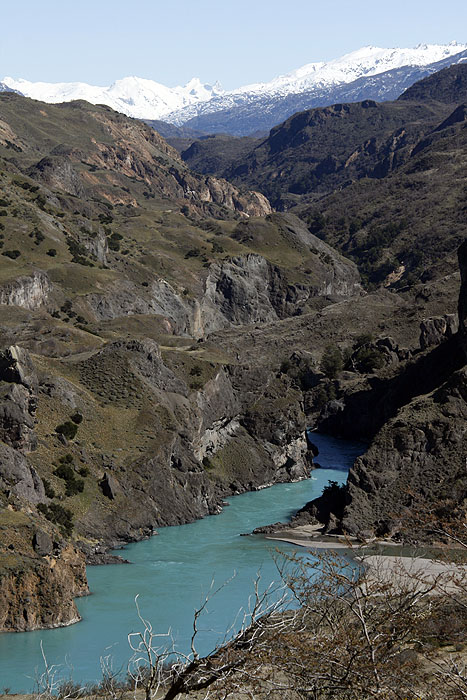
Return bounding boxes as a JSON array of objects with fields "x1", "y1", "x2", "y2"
[
  {"x1": 419, "y1": 314, "x2": 458, "y2": 350},
  {"x1": 0, "y1": 345, "x2": 38, "y2": 452},
  {"x1": 458, "y1": 240, "x2": 467, "y2": 357},
  {"x1": 0, "y1": 271, "x2": 51, "y2": 310},
  {"x1": 305, "y1": 240, "x2": 467, "y2": 538},
  {"x1": 0, "y1": 543, "x2": 88, "y2": 632},
  {"x1": 0, "y1": 443, "x2": 44, "y2": 503},
  {"x1": 86, "y1": 214, "x2": 361, "y2": 338}
]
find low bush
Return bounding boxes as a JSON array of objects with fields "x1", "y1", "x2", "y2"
[
  {"x1": 2, "y1": 250, "x2": 21, "y2": 259},
  {"x1": 37, "y1": 502, "x2": 74, "y2": 537},
  {"x1": 55, "y1": 421, "x2": 78, "y2": 440}
]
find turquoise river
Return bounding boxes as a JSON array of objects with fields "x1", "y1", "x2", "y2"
[{"x1": 0, "y1": 434, "x2": 365, "y2": 692}]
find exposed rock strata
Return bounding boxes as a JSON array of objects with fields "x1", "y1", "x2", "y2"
[
  {"x1": 0, "y1": 443, "x2": 44, "y2": 503},
  {"x1": 341, "y1": 367, "x2": 467, "y2": 536},
  {"x1": 74, "y1": 344, "x2": 312, "y2": 547},
  {"x1": 0, "y1": 544, "x2": 88, "y2": 632},
  {"x1": 0, "y1": 271, "x2": 51, "y2": 310},
  {"x1": 85, "y1": 215, "x2": 361, "y2": 338},
  {"x1": 0, "y1": 345, "x2": 38, "y2": 452}
]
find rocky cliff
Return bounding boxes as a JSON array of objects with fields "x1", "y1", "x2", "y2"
[
  {"x1": 458, "y1": 240, "x2": 467, "y2": 356},
  {"x1": 0, "y1": 539, "x2": 88, "y2": 632},
  {"x1": 0, "y1": 328, "x2": 314, "y2": 630},
  {"x1": 0, "y1": 345, "x2": 90, "y2": 631},
  {"x1": 84, "y1": 214, "x2": 361, "y2": 337},
  {"x1": 294, "y1": 241, "x2": 467, "y2": 538},
  {"x1": 0, "y1": 271, "x2": 51, "y2": 311}
]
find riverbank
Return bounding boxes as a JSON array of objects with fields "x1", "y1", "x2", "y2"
[{"x1": 266, "y1": 524, "x2": 467, "y2": 592}]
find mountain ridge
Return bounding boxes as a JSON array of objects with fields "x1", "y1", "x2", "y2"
[{"x1": 4, "y1": 43, "x2": 467, "y2": 135}]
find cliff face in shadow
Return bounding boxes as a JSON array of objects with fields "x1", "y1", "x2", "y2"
[{"x1": 296, "y1": 240, "x2": 467, "y2": 538}]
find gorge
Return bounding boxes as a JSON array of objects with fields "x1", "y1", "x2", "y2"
[{"x1": 0, "y1": 57, "x2": 465, "y2": 698}]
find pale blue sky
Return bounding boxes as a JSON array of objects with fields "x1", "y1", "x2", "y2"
[{"x1": 2, "y1": 0, "x2": 466, "y2": 88}]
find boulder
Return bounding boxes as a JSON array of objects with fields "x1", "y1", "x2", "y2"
[
  {"x1": 419, "y1": 314, "x2": 458, "y2": 350},
  {"x1": 100, "y1": 472, "x2": 122, "y2": 500},
  {"x1": 32, "y1": 529, "x2": 53, "y2": 556}
]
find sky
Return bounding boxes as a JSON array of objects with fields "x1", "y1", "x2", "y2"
[{"x1": 2, "y1": 0, "x2": 467, "y2": 89}]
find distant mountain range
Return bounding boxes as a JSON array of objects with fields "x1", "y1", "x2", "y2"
[
  {"x1": 3, "y1": 43, "x2": 467, "y2": 135},
  {"x1": 0, "y1": 81, "x2": 20, "y2": 94}
]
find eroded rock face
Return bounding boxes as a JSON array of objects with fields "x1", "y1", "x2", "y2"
[
  {"x1": 0, "y1": 345, "x2": 38, "y2": 452},
  {"x1": 0, "y1": 544, "x2": 88, "y2": 632},
  {"x1": 419, "y1": 314, "x2": 458, "y2": 349},
  {"x1": 28, "y1": 155, "x2": 85, "y2": 197},
  {"x1": 0, "y1": 443, "x2": 44, "y2": 503},
  {"x1": 0, "y1": 271, "x2": 51, "y2": 310},
  {"x1": 458, "y1": 239, "x2": 467, "y2": 358},
  {"x1": 0, "y1": 345, "x2": 38, "y2": 390},
  {"x1": 86, "y1": 279, "x2": 194, "y2": 335},
  {"x1": 202, "y1": 255, "x2": 279, "y2": 332},
  {"x1": 342, "y1": 367, "x2": 467, "y2": 537},
  {"x1": 309, "y1": 240, "x2": 467, "y2": 538}
]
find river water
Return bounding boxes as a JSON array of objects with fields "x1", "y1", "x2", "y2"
[{"x1": 0, "y1": 434, "x2": 365, "y2": 692}]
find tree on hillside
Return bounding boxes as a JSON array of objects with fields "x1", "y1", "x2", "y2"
[{"x1": 320, "y1": 344, "x2": 343, "y2": 379}]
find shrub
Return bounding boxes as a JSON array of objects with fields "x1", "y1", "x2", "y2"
[
  {"x1": 2, "y1": 249, "x2": 21, "y2": 259},
  {"x1": 46, "y1": 248, "x2": 57, "y2": 257},
  {"x1": 185, "y1": 247, "x2": 200, "y2": 259},
  {"x1": 353, "y1": 333, "x2": 373, "y2": 350},
  {"x1": 42, "y1": 478, "x2": 55, "y2": 499},
  {"x1": 98, "y1": 213, "x2": 113, "y2": 225},
  {"x1": 212, "y1": 241, "x2": 224, "y2": 253},
  {"x1": 320, "y1": 344, "x2": 343, "y2": 379},
  {"x1": 55, "y1": 421, "x2": 78, "y2": 440},
  {"x1": 31, "y1": 227, "x2": 45, "y2": 245},
  {"x1": 108, "y1": 238, "x2": 120, "y2": 251},
  {"x1": 37, "y1": 502, "x2": 73, "y2": 537},
  {"x1": 313, "y1": 381, "x2": 337, "y2": 410},
  {"x1": 53, "y1": 463, "x2": 84, "y2": 497},
  {"x1": 307, "y1": 211, "x2": 326, "y2": 234},
  {"x1": 71, "y1": 412, "x2": 83, "y2": 424},
  {"x1": 66, "y1": 235, "x2": 93, "y2": 265},
  {"x1": 60, "y1": 300, "x2": 73, "y2": 314},
  {"x1": 352, "y1": 346, "x2": 385, "y2": 373},
  {"x1": 35, "y1": 194, "x2": 47, "y2": 209}
]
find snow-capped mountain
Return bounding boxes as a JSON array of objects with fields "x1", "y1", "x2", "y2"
[
  {"x1": 173, "y1": 46, "x2": 467, "y2": 135},
  {"x1": 3, "y1": 43, "x2": 467, "y2": 134},
  {"x1": 0, "y1": 81, "x2": 21, "y2": 94},
  {"x1": 165, "y1": 43, "x2": 467, "y2": 124},
  {"x1": 1, "y1": 75, "x2": 223, "y2": 120},
  {"x1": 229, "y1": 43, "x2": 467, "y2": 98}
]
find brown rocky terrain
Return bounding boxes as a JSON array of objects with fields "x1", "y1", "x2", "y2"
[
  {"x1": 0, "y1": 93, "x2": 363, "y2": 630},
  {"x1": 0, "y1": 66, "x2": 466, "y2": 634},
  {"x1": 265, "y1": 242, "x2": 467, "y2": 540}
]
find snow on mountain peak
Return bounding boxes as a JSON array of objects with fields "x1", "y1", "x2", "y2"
[{"x1": 3, "y1": 42, "x2": 467, "y2": 123}]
